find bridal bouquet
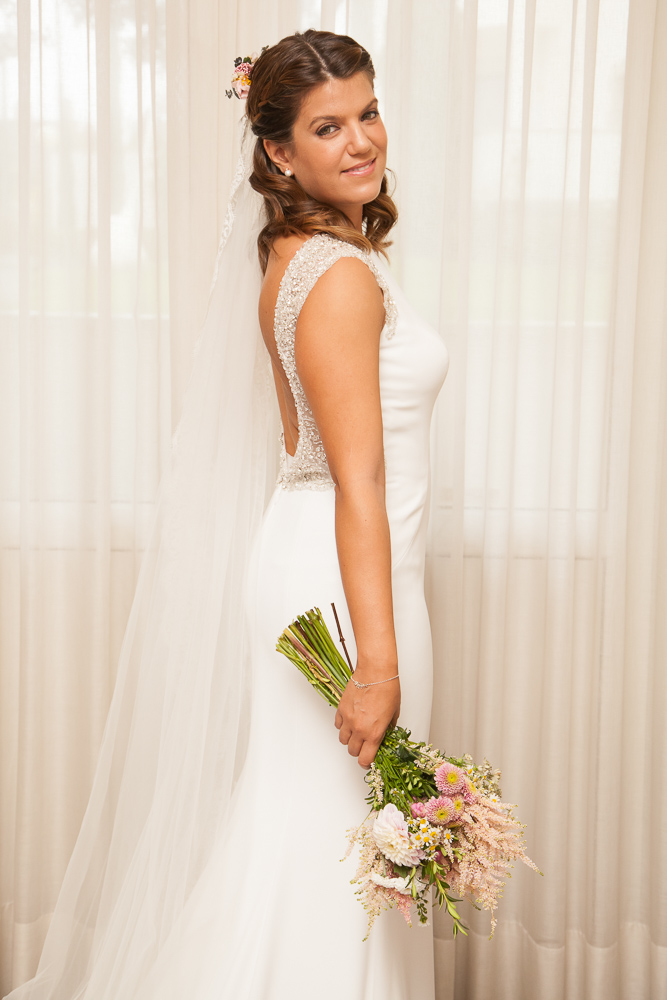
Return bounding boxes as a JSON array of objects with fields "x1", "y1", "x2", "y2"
[{"x1": 277, "y1": 606, "x2": 541, "y2": 939}]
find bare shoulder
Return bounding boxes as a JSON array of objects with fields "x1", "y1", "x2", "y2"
[
  {"x1": 265, "y1": 234, "x2": 377, "y2": 290},
  {"x1": 264, "y1": 233, "x2": 311, "y2": 289},
  {"x1": 294, "y1": 251, "x2": 387, "y2": 412},
  {"x1": 259, "y1": 235, "x2": 384, "y2": 340},
  {"x1": 298, "y1": 251, "x2": 385, "y2": 325},
  {"x1": 260, "y1": 234, "x2": 310, "y2": 312},
  {"x1": 270, "y1": 232, "x2": 311, "y2": 266}
]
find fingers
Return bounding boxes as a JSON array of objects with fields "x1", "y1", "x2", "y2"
[
  {"x1": 339, "y1": 727, "x2": 381, "y2": 765},
  {"x1": 358, "y1": 740, "x2": 381, "y2": 769},
  {"x1": 335, "y1": 712, "x2": 372, "y2": 761},
  {"x1": 335, "y1": 679, "x2": 400, "y2": 766},
  {"x1": 337, "y1": 723, "x2": 352, "y2": 747},
  {"x1": 346, "y1": 734, "x2": 364, "y2": 758}
]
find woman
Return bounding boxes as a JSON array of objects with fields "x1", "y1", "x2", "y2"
[{"x1": 3, "y1": 29, "x2": 448, "y2": 1000}]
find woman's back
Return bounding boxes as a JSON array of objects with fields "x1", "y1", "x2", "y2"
[{"x1": 258, "y1": 233, "x2": 309, "y2": 458}]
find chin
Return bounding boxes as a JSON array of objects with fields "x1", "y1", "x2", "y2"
[
  {"x1": 347, "y1": 172, "x2": 384, "y2": 200},
  {"x1": 359, "y1": 180, "x2": 384, "y2": 206},
  {"x1": 315, "y1": 176, "x2": 384, "y2": 218}
]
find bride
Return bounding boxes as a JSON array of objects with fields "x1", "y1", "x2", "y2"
[{"x1": 4, "y1": 28, "x2": 448, "y2": 1000}]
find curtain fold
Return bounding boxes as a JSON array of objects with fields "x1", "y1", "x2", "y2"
[
  {"x1": 1, "y1": 2, "x2": 665, "y2": 999},
  {"x1": 1, "y1": 0, "x2": 170, "y2": 990},
  {"x1": 421, "y1": 2, "x2": 667, "y2": 998}
]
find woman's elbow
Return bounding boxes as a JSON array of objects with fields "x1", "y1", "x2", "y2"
[{"x1": 330, "y1": 459, "x2": 386, "y2": 504}]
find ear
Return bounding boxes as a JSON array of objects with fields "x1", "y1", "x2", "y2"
[{"x1": 263, "y1": 138, "x2": 293, "y2": 175}]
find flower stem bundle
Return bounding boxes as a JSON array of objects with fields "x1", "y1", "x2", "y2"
[{"x1": 276, "y1": 607, "x2": 352, "y2": 707}]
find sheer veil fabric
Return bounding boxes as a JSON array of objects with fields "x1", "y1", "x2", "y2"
[{"x1": 2, "y1": 111, "x2": 280, "y2": 1000}]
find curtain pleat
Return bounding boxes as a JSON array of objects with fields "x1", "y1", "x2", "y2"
[
  {"x1": 1, "y1": 0, "x2": 170, "y2": 989},
  {"x1": 418, "y1": 2, "x2": 667, "y2": 998},
  {"x1": 1, "y1": 2, "x2": 665, "y2": 998}
]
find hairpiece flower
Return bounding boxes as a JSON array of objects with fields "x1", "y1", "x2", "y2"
[{"x1": 225, "y1": 46, "x2": 268, "y2": 100}]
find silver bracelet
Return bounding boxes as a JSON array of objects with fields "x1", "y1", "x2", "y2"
[{"x1": 351, "y1": 673, "x2": 400, "y2": 690}]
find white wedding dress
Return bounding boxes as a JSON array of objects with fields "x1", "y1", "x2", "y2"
[{"x1": 124, "y1": 234, "x2": 450, "y2": 999}]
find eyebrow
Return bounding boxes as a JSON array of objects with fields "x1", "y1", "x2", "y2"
[{"x1": 308, "y1": 97, "x2": 379, "y2": 129}]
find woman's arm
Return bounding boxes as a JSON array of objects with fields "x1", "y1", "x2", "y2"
[{"x1": 295, "y1": 256, "x2": 399, "y2": 768}]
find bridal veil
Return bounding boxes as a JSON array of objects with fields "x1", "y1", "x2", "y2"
[{"x1": 4, "y1": 108, "x2": 280, "y2": 999}]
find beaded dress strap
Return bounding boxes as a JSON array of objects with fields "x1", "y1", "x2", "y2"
[{"x1": 273, "y1": 233, "x2": 398, "y2": 491}]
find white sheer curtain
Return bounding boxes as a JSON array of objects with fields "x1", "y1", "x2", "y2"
[
  {"x1": 416, "y1": 3, "x2": 667, "y2": 999},
  {"x1": 1, "y1": 2, "x2": 665, "y2": 999},
  {"x1": 0, "y1": 0, "x2": 170, "y2": 990}
]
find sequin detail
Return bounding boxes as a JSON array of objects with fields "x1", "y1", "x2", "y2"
[{"x1": 274, "y1": 233, "x2": 398, "y2": 491}]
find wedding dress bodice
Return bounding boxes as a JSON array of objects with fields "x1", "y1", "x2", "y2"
[{"x1": 274, "y1": 233, "x2": 398, "y2": 490}]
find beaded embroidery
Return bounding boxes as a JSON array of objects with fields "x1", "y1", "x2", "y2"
[{"x1": 273, "y1": 233, "x2": 398, "y2": 491}]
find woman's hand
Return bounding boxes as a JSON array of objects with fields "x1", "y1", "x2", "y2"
[{"x1": 334, "y1": 674, "x2": 400, "y2": 768}]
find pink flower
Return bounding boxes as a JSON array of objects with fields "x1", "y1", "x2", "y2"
[
  {"x1": 449, "y1": 794, "x2": 467, "y2": 823},
  {"x1": 425, "y1": 796, "x2": 455, "y2": 825},
  {"x1": 410, "y1": 801, "x2": 427, "y2": 818},
  {"x1": 387, "y1": 887, "x2": 415, "y2": 925},
  {"x1": 233, "y1": 78, "x2": 251, "y2": 99},
  {"x1": 462, "y1": 777, "x2": 479, "y2": 804},
  {"x1": 435, "y1": 761, "x2": 466, "y2": 795}
]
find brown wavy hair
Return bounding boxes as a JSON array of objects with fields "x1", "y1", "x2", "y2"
[{"x1": 245, "y1": 29, "x2": 398, "y2": 274}]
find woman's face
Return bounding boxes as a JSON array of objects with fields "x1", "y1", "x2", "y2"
[{"x1": 263, "y1": 71, "x2": 388, "y2": 231}]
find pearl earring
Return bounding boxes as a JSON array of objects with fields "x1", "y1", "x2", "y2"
[{"x1": 285, "y1": 168, "x2": 292, "y2": 177}]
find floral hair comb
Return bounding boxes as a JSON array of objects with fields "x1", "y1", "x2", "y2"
[{"x1": 225, "y1": 46, "x2": 268, "y2": 100}]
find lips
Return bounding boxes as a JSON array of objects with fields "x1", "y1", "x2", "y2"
[{"x1": 342, "y1": 157, "x2": 376, "y2": 174}]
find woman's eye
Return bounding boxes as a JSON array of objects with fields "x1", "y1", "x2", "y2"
[{"x1": 316, "y1": 110, "x2": 379, "y2": 137}]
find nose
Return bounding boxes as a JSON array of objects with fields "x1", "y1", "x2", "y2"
[{"x1": 346, "y1": 120, "x2": 373, "y2": 155}]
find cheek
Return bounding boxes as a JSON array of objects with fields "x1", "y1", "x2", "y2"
[{"x1": 300, "y1": 143, "x2": 339, "y2": 181}]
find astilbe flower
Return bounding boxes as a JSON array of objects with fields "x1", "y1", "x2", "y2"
[
  {"x1": 445, "y1": 796, "x2": 541, "y2": 935},
  {"x1": 386, "y1": 886, "x2": 415, "y2": 925}
]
